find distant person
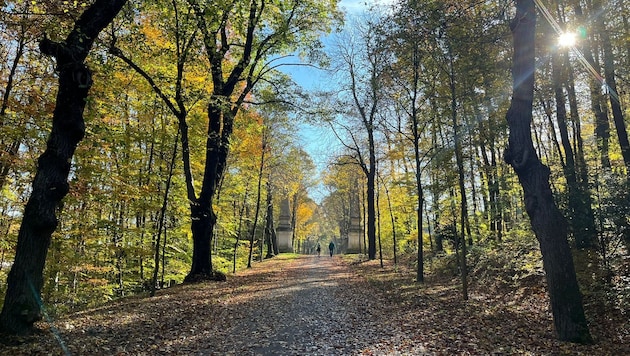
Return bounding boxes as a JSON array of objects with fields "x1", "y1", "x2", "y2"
[
  {"x1": 316, "y1": 243, "x2": 321, "y2": 257},
  {"x1": 328, "y1": 241, "x2": 335, "y2": 257}
]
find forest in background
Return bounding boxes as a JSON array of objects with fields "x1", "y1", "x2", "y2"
[{"x1": 0, "y1": 0, "x2": 628, "y2": 343}]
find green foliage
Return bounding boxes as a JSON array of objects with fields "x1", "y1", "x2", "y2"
[{"x1": 0, "y1": 0, "x2": 628, "y2": 338}]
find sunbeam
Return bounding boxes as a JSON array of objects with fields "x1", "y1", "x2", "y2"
[{"x1": 532, "y1": 0, "x2": 619, "y2": 103}]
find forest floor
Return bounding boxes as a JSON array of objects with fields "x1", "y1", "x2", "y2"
[{"x1": 0, "y1": 254, "x2": 628, "y2": 355}]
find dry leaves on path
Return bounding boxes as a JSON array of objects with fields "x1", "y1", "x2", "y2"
[{"x1": 0, "y1": 255, "x2": 627, "y2": 355}]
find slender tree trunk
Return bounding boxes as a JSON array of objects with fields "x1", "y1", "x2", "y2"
[
  {"x1": 361, "y1": 185, "x2": 367, "y2": 254},
  {"x1": 376, "y1": 176, "x2": 383, "y2": 268},
  {"x1": 565, "y1": 61, "x2": 587, "y2": 184},
  {"x1": 504, "y1": 0, "x2": 591, "y2": 343},
  {"x1": 380, "y1": 176, "x2": 397, "y2": 265},
  {"x1": 449, "y1": 52, "x2": 468, "y2": 301},
  {"x1": 0, "y1": 31, "x2": 26, "y2": 189},
  {"x1": 409, "y1": 47, "x2": 425, "y2": 280},
  {"x1": 264, "y1": 181, "x2": 276, "y2": 258},
  {"x1": 469, "y1": 147, "x2": 481, "y2": 240},
  {"x1": 430, "y1": 128, "x2": 443, "y2": 252},
  {"x1": 594, "y1": 1, "x2": 630, "y2": 173},
  {"x1": 247, "y1": 134, "x2": 266, "y2": 268},
  {"x1": 0, "y1": 0, "x2": 128, "y2": 335},
  {"x1": 573, "y1": 4, "x2": 610, "y2": 168},
  {"x1": 150, "y1": 128, "x2": 179, "y2": 297},
  {"x1": 548, "y1": 40, "x2": 596, "y2": 248},
  {"x1": 366, "y1": 165, "x2": 377, "y2": 260},
  {"x1": 233, "y1": 187, "x2": 249, "y2": 273},
  {"x1": 271, "y1": 198, "x2": 279, "y2": 256}
]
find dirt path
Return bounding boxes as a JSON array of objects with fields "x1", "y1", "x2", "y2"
[
  {"x1": 199, "y1": 255, "x2": 418, "y2": 355},
  {"x1": 0, "y1": 255, "x2": 423, "y2": 355},
  {"x1": 2, "y1": 255, "x2": 625, "y2": 355}
]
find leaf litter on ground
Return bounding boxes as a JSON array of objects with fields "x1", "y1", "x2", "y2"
[{"x1": 0, "y1": 254, "x2": 627, "y2": 355}]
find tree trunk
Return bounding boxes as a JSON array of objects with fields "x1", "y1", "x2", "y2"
[
  {"x1": 573, "y1": 3, "x2": 610, "y2": 168},
  {"x1": 504, "y1": 0, "x2": 591, "y2": 343},
  {"x1": 264, "y1": 181, "x2": 277, "y2": 258},
  {"x1": 379, "y1": 175, "x2": 397, "y2": 265},
  {"x1": 0, "y1": 0, "x2": 128, "y2": 335},
  {"x1": 0, "y1": 31, "x2": 26, "y2": 190},
  {"x1": 449, "y1": 51, "x2": 468, "y2": 301},
  {"x1": 150, "y1": 128, "x2": 179, "y2": 296},
  {"x1": 594, "y1": 0, "x2": 630, "y2": 173},
  {"x1": 185, "y1": 101, "x2": 231, "y2": 281},
  {"x1": 409, "y1": 45, "x2": 425, "y2": 281},
  {"x1": 413, "y1": 130, "x2": 424, "y2": 281},
  {"x1": 187, "y1": 203, "x2": 215, "y2": 280},
  {"x1": 247, "y1": 134, "x2": 266, "y2": 268},
  {"x1": 233, "y1": 187, "x2": 249, "y2": 273},
  {"x1": 366, "y1": 165, "x2": 377, "y2": 260},
  {"x1": 548, "y1": 38, "x2": 596, "y2": 249},
  {"x1": 376, "y1": 176, "x2": 383, "y2": 267}
]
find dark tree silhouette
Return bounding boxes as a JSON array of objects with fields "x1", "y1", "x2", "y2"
[
  {"x1": 503, "y1": 0, "x2": 591, "y2": 343},
  {"x1": 0, "y1": 0, "x2": 128, "y2": 335}
]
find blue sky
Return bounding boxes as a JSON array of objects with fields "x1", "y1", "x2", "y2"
[{"x1": 281, "y1": 0, "x2": 395, "y2": 203}]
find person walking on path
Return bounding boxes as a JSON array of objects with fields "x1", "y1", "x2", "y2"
[
  {"x1": 316, "y1": 243, "x2": 321, "y2": 257},
  {"x1": 328, "y1": 241, "x2": 335, "y2": 257}
]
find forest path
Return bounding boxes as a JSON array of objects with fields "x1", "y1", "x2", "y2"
[
  {"x1": 2, "y1": 254, "x2": 625, "y2": 355},
  {"x1": 196, "y1": 255, "x2": 417, "y2": 355},
  {"x1": 0, "y1": 255, "x2": 424, "y2": 355}
]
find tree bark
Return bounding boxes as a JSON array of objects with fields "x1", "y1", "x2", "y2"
[
  {"x1": 150, "y1": 128, "x2": 180, "y2": 296},
  {"x1": 593, "y1": 0, "x2": 630, "y2": 173},
  {"x1": 366, "y1": 147, "x2": 377, "y2": 260},
  {"x1": 0, "y1": 27, "x2": 26, "y2": 190},
  {"x1": 184, "y1": 99, "x2": 232, "y2": 281},
  {"x1": 573, "y1": 3, "x2": 610, "y2": 169},
  {"x1": 0, "y1": 0, "x2": 128, "y2": 335},
  {"x1": 503, "y1": 0, "x2": 591, "y2": 343},
  {"x1": 449, "y1": 50, "x2": 468, "y2": 301},
  {"x1": 264, "y1": 181, "x2": 277, "y2": 258},
  {"x1": 548, "y1": 37, "x2": 596, "y2": 249},
  {"x1": 247, "y1": 131, "x2": 267, "y2": 268},
  {"x1": 233, "y1": 187, "x2": 249, "y2": 274}
]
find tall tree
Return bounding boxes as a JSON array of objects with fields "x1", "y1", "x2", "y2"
[
  {"x1": 591, "y1": 0, "x2": 630, "y2": 174},
  {"x1": 0, "y1": 6, "x2": 26, "y2": 190},
  {"x1": 544, "y1": 21, "x2": 596, "y2": 248},
  {"x1": 503, "y1": 0, "x2": 591, "y2": 343},
  {"x1": 184, "y1": 0, "x2": 341, "y2": 279},
  {"x1": 329, "y1": 13, "x2": 390, "y2": 260},
  {"x1": 247, "y1": 125, "x2": 267, "y2": 268},
  {"x1": 386, "y1": 0, "x2": 429, "y2": 282},
  {"x1": 0, "y1": 0, "x2": 128, "y2": 335}
]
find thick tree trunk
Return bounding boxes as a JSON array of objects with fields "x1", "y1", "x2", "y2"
[
  {"x1": 0, "y1": 0, "x2": 128, "y2": 335},
  {"x1": 504, "y1": 0, "x2": 591, "y2": 343},
  {"x1": 187, "y1": 202, "x2": 215, "y2": 280},
  {"x1": 185, "y1": 101, "x2": 231, "y2": 281}
]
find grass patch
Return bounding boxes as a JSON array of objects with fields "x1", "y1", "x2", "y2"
[{"x1": 273, "y1": 253, "x2": 301, "y2": 260}]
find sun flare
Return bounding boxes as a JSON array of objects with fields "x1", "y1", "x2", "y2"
[{"x1": 558, "y1": 32, "x2": 577, "y2": 47}]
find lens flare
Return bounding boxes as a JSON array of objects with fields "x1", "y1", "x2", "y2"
[{"x1": 558, "y1": 32, "x2": 577, "y2": 47}]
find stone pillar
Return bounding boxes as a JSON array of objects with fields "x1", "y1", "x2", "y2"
[
  {"x1": 347, "y1": 192, "x2": 362, "y2": 254},
  {"x1": 277, "y1": 197, "x2": 293, "y2": 253}
]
